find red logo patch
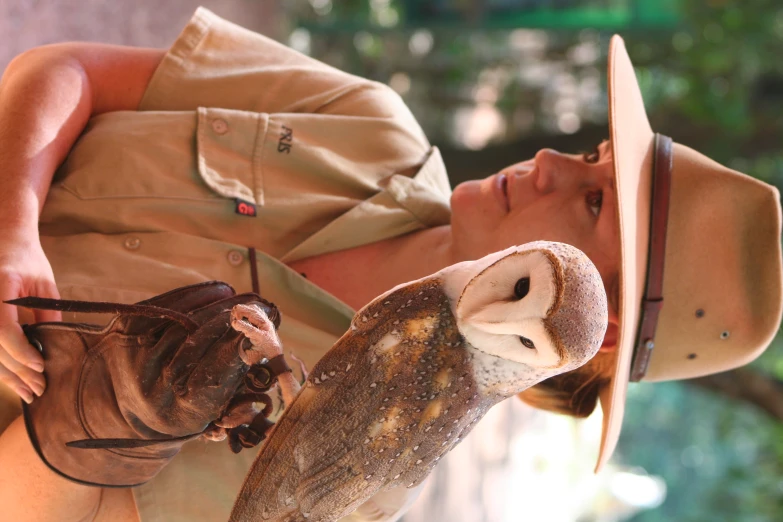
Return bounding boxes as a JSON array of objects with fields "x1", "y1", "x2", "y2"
[{"x1": 235, "y1": 199, "x2": 257, "y2": 217}]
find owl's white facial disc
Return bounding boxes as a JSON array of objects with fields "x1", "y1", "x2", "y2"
[
  {"x1": 440, "y1": 241, "x2": 608, "y2": 380},
  {"x1": 451, "y1": 249, "x2": 562, "y2": 367}
]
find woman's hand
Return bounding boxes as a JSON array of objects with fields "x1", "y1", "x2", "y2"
[{"x1": 0, "y1": 229, "x2": 61, "y2": 403}]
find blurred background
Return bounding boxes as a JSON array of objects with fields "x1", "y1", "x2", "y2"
[{"x1": 2, "y1": 1, "x2": 782, "y2": 521}]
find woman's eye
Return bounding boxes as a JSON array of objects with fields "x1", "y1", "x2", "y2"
[
  {"x1": 519, "y1": 336, "x2": 536, "y2": 349},
  {"x1": 587, "y1": 190, "x2": 603, "y2": 217},
  {"x1": 582, "y1": 140, "x2": 607, "y2": 164},
  {"x1": 514, "y1": 277, "x2": 530, "y2": 299}
]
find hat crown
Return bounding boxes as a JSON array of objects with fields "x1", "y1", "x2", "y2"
[{"x1": 644, "y1": 144, "x2": 783, "y2": 381}]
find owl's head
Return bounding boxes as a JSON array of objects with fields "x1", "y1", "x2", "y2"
[{"x1": 441, "y1": 241, "x2": 608, "y2": 376}]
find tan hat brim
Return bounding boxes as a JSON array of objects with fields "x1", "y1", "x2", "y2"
[{"x1": 595, "y1": 35, "x2": 656, "y2": 472}]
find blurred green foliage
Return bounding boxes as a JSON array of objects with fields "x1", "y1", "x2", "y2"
[
  {"x1": 288, "y1": 1, "x2": 783, "y2": 520},
  {"x1": 623, "y1": 379, "x2": 783, "y2": 522},
  {"x1": 629, "y1": 0, "x2": 783, "y2": 189}
]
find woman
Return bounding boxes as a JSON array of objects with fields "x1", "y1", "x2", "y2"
[{"x1": 0, "y1": 8, "x2": 780, "y2": 522}]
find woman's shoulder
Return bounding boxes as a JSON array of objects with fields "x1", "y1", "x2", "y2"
[{"x1": 138, "y1": 7, "x2": 419, "y2": 128}]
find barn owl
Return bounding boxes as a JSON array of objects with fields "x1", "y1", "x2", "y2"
[{"x1": 228, "y1": 241, "x2": 608, "y2": 522}]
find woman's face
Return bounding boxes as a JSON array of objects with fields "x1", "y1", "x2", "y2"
[{"x1": 449, "y1": 141, "x2": 619, "y2": 349}]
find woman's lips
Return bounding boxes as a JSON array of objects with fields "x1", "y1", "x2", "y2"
[{"x1": 493, "y1": 173, "x2": 510, "y2": 213}]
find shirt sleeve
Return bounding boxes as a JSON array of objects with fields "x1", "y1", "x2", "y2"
[{"x1": 138, "y1": 7, "x2": 420, "y2": 130}]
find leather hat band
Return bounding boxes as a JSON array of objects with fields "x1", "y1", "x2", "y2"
[{"x1": 630, "y1": 133, "x2": 673, "y2": 382}]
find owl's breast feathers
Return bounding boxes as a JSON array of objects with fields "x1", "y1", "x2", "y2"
[
  {"x1": 231, "y1": 278, "x2": 492, "y2": 522},
  {"x1": 335, "y1": 278, "x2": 493, "y2": 484}
]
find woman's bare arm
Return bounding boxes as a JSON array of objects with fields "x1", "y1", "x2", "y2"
[
  {"x1": 0, "y1": 43, "x2": 164, "y2": 521},
  {"x1": 0, "y1": 43, "x2": 165, "y2": 398},
  {"x1": 0, "y1": 416, "x2": 103, "y2": 522},
  {"x1": 0, "y1": 43, "x2": 165, "y2": 224}
]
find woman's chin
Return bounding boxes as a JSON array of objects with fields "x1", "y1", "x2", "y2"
[{"x1": 450, "y1": 179, "x2": 481, "y2": 204}]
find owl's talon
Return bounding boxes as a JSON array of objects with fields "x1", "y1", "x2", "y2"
[
  {"x1": 227, "y1": 415, "x2": 276, "y2": 453},
  {"x1": 215, "y1": 395, "x2": 269, "y2": 429},
  {"x1": 231, "y1": 303, "x2": 284, "y2": 366},
  {"x1": 231, "y1": 307, "x2": 301, "y2": 408},
  {"x1": 289, "y1": 351, "x2": 310, "y2": 384},
  {"x1": 202, "y1": 423, "x2": 228, "y2": 442}
]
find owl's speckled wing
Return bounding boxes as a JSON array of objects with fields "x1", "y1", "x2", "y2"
[{"x1": 230, "y1": 278, "x2": 491, "y2": 522}]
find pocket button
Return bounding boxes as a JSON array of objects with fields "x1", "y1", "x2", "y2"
[
  {"x1": 124, "y1": 237, "x2": 141, "y2": 250},
  {"x1": 212, "y1": 118, "x2": 229, "y2": 135},
  {"x1": 227, "y1": 250, "x2": 244, "y2": 266}
]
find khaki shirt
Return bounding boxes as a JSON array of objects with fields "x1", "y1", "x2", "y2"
[{"x1": 0, "y1": 7, "x2": 453, "y2": 522}]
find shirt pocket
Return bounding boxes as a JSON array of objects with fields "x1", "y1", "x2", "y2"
[
  {"x1": 196, "y1": 107, "x2": 268, "y2": 205},
  {"x1": 55, "y1": 109, "x2": 267, "y2": 205}
]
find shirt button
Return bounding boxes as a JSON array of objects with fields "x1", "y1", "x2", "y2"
[
  {"x1": 124, "y1": 237, "x2": 141, "y2": 250},
  {"x1": 212, "y1": 118, "x2": 229, "y2": 135},
  {"x1": 227, "y1": 250, "x2": 244, "y2": 266}
]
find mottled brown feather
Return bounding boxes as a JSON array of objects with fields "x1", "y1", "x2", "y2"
[{"x1": 229, "y1": 278, "x2": 494, "y2": 522}]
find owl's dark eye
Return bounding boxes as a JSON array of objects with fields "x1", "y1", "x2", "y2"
[
  {"x1": 514, "y1": 277, "x2": 530, "y2": 299},
  {"x1": 519, "y1": 336, "x2": 536, "y2": 349}
]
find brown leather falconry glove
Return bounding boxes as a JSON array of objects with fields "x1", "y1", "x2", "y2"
[{"x1": 6, "y1": 281, "x2": 290, "y2": 487}]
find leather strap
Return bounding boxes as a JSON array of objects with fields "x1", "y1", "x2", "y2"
[
  {"x1": 248, "y1": 247, "x2": 260, "y2": 295},
  {"x1": 630, "y1": 133, "x2": 673, "y2": 382},
  {"x1": 266, "y1": 353, "x2": 292, "y2": 375},
  {"x1": 5, "y1": 297, "x2": 200, "y2": 332},
  {"x1": 66, "y1": 432, "x2": 202, "y2": 449}
]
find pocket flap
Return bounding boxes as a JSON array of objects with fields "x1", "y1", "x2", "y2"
[{"x1": 197, "y1": 107, "x2": 268, "y2": 204}]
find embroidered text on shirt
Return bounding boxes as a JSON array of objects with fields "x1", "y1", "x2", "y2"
[{"x1": 278, "y1": 126, "x2": 293, "y2": 154}]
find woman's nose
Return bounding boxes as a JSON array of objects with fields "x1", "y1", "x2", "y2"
[
  {"x1": 533, "y1": 149, "x2": 566, "y2": 193},
  {"x1": 533, "y1": 148, "x2": 588, "y2": 194}
]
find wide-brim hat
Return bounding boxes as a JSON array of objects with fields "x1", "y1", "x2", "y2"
[{"x1": 597, "y1": 35, "x2": 783, "y2": 471}]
